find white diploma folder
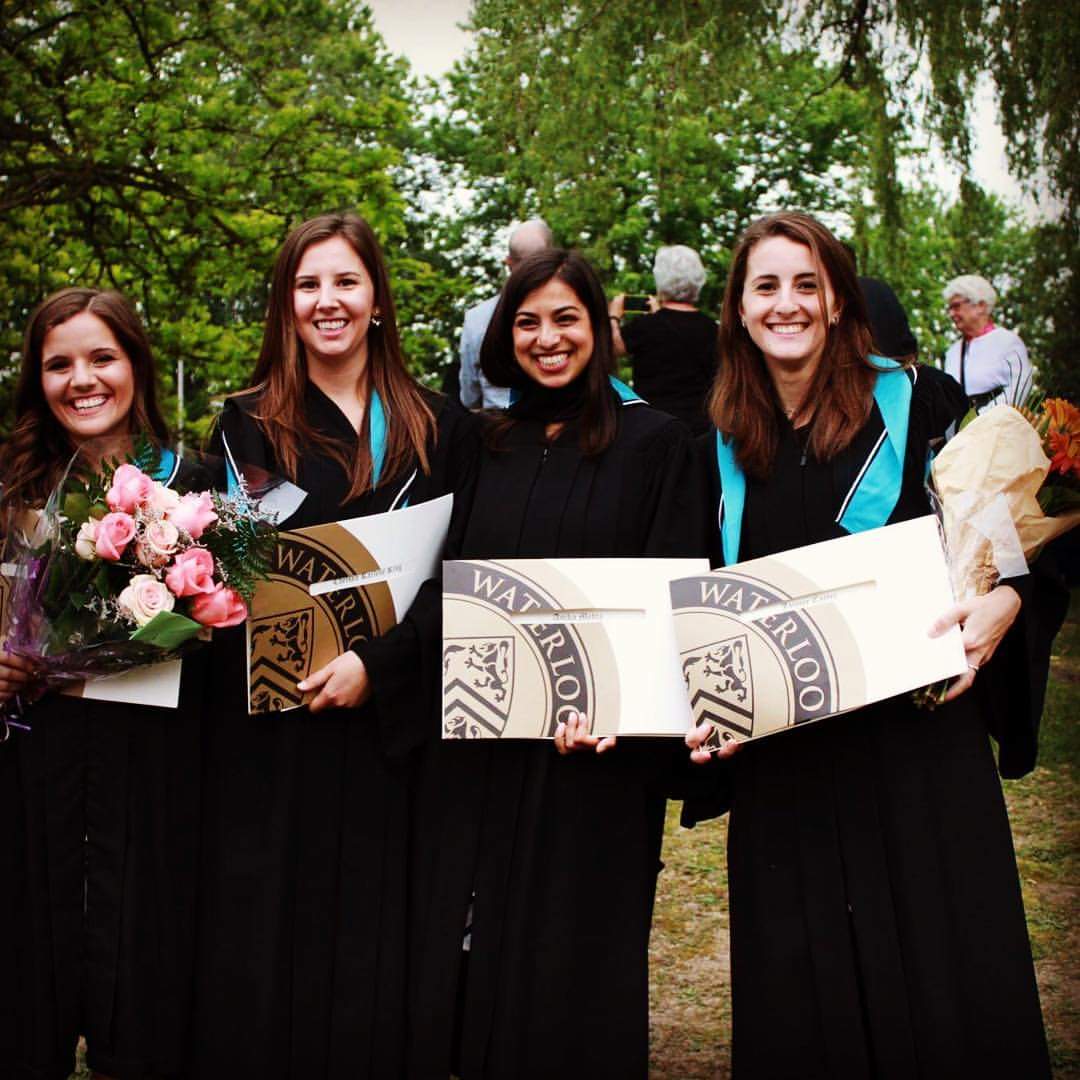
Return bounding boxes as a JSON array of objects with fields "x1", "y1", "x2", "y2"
[
  {"x1": 669, "y1": 515, "x2": 968, "y2": 745},
  {"x1": 442, "y1": 557, "x2": 710, "y2": 738},
  {"x1": 247, "y1": 494, "x2": 453, "y2": 713}
]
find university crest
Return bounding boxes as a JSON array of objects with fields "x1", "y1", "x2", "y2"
[
  {"x1": 443, "y1": 636, "x2": 515, "y2": 737},
  {"x1": 442, "y1": 560, "x2": 618, "y2": 738},
  {"x1": 247, "y1": 525, "x2": 396, "y2": 713}
]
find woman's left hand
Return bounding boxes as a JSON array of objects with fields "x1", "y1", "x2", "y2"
[
  {"x1": 554, "y1": 709, "x2": 616, "y2": 755},
  {"x1": 299, "y1": 651, "x2": 372, "y2": 712},
  {"x1": 929, "y1": 585, "x2": 1022, "y2": 702}
]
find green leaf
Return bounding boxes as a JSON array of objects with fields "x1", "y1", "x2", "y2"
[
  {"x1": 63, "y1": 492, "x2": 92, "y2": 524},
  {"x1": 129, "y1": 610, "x2": 204, "y2": 649}
]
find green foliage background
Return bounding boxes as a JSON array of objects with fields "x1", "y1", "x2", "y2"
[{"x1": 2, "y1": 0, "x2": 1076, "y2": 437}]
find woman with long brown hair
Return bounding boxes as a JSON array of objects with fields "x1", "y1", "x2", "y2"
[
  {"x1": 0, "y1": 287, "x2": 204, "y2": 1080},
  {"x1": 685, "y1": 211, "x2": 1051, "y2": 1077},
  {"x1": 188, "y1": 212, "x2": 477, "y2": 1078}
]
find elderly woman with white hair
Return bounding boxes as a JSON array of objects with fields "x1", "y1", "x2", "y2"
[
  {"x1": 943, "y1": 273, "x2": 1032, "y2": 414},
  {"x1": 609, "y1": 244, "x2": 718, "y2": 434}
]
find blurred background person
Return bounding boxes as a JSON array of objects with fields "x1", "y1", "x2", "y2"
[
  {"x1": 609, "y1": 244, "x2": 718, "y2": 435},
  {"x1": 943, "y1": 273, "x2": 1032, "y2": 415},
  {"x1": 458, "y1": 218, "x2": 554, "y2": 410}
]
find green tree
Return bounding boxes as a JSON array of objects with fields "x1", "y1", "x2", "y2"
[
  {"x1": 855, "y1": 180, "x2": 1049, "y2": 375},
  {"x1": 798, "y1": 0, "x2": 1078, "y2": 396},
  {"x1": 0, "y1": 0, "x2": 449, "y2": 439},
  {"x1": 426, "y1": 0, "x2": 873, "y2": 307}
]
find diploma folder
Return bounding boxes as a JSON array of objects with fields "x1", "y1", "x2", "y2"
[
  {"x1": 442, "y1": 557, "x2": 709, "y2": 738},
  {"x1": 246, "y1": 494, "x2": 452, "y2": 713},
  {"x1": 669, "y1": 515, "x2": 968, "y2": 745}
]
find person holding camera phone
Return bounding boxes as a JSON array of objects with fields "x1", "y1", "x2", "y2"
[{"x1": 608, "y1": 245, "x2": 719, "y2": 434}]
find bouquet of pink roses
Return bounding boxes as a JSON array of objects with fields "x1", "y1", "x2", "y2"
[{"x1": 3, "y1": 437, "x2": 281, "y2": 699}]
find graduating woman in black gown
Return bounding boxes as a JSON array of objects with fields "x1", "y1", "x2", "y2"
[
  {"x1": 189, "y1": 213, "x2": 476, "y2": 1079},
  {"x1": 0, "y1": 288, "x2": 204, "y2": 1080},
  {"x1": 408, "y1": 250, "x2": 705, "y2": 1079},
  {"x1": 685, "y1": 212, "x2": 1051, "y2": 1078}
]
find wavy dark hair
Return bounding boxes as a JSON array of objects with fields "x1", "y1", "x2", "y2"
[
  {"x1": 481, "y1": 248, "x2": 618, "y2": 455},
  {"x1": 709, "y1": 211, "x2": 884, "y2": 480},
  {"x1": 242, "y1": 212, "x2": 435, "y2": 500},
  {"x1": 1, "y1": 287, "x2": 168, "y2": 516}
]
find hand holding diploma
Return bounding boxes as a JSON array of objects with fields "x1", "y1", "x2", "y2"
[
  {"x1": 929, "y1": 584, "x2": 1022, "y2": 702},
  {"x1": 299, "y1": 651, "x2": 372, "y2": 713},
  {"x1": 553, "y1": 709, "x2": 617, "y2": 755}
]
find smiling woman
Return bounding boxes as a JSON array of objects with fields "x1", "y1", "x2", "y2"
[
  {"x1": 0, "y1": 288, "x2": 212, "y2": 1080},
  {"x1": 687, "y1": 211, "x2": 1052, "y2": 1078},
  {"x1": 408, "y1": 250, "x2": 707, "y2": 1079},
  {"x1": 187, "y1": 211, "x2": 479, "y2": 1078}
]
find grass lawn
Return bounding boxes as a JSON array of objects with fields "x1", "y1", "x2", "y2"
[{"x1": 649, "y1": 589, "x2": 1080, "y2": 1078}]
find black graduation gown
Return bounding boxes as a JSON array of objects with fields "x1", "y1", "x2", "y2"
[
  {"x1": 686, "y1": 371, "x2": 1051, "y2": 1078},
  {"x1": 408, "y1": 398, "x2": 707, "y2": 1080},
  {"x1": 2, "y1": 468, "x2": 211, "y2": 1080},
  {"x1": 188, "y1": 385, "x2": 476, "y2": 1080}
]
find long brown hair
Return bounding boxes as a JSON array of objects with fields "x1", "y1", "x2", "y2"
[
  {"x1": 709, "y1": 212, "x2": 881, "y2": 479},
  {"x1": 243, "y1": 212, "x2": 435, "y2": 499},
  {"x1": 481, "y1": 249, "x2": 618, "y2": 456},
  {"x1": 1, "y1": 287, "x2": 168, "y2": 515}
]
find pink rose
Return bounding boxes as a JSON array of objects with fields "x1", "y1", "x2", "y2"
[
  {"x1": 135, "y1": 519, "x2": 181, "y2": 568},
  {"x1": 189, "y1": 584, "x2": 247, "y2": 628},
  {"x1": 94, "y1": 512, "x2": 136, "y2": 560},
  {"x1": 164, "y1": 547, "x2": 217, "y2": 597},
  {"x1": 106, "y1": 464, "x2": 155, "y2": 514},
  {"x1": 118, "y1": 573, "x2": 176, "y2": 627},
  {"x1": 167, "y1": 491, "x2": 218, "y2": 540}
]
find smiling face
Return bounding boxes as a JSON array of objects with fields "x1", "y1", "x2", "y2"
[
  {"x1": 512, "y1": 277, "x2": 595, "y2": 389},
  {"x1": 946, "y1": 294, "x2": 991, "y2": 338},
  {"x1": 739, "y1": 235, "x2": 838, "y2": 376},
  {"x1": 40, "y1": 310, "x2": 136, "y2": 443},
  {"x1": 292, "y1": 235, "x2": 377, "y2": 371}
]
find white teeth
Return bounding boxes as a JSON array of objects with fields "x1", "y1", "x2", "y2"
[
  {"x1": 768, "y1": 324, "x2": 808, "y2": 335},
  {"x1": 536, "y1": 353, "x2": 568, "y2": 369},
  {"x1": 316, "y1": 319, "x2": 346, "y2": 330},
  {"x1": 72, "y1": 396, "x2": 107, "y2": 410}
]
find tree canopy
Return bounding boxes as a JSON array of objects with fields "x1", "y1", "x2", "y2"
[
  {"x1": 1, "y1": 0, "x2": 1074, "y2": 423},
  {"x1": 0, "y1": 0, "x2": 438, "y2": 437}
]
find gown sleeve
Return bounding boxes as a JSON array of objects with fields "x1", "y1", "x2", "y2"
[
  {"x1": 351, "y1": 400, "x2": 482, "y2": 759},
  {"x1": 635, "y1": 417, "x2": 709, "y2": 557},
  {"x1": 909, "y1": 366, "x2": 1065, "y2": 778}
]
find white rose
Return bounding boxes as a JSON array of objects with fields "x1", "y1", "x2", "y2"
[
  {"x1": 74, "y1": 520, "x2": 99, "y2": 560},
  {"x1": 117, "y1": 573, "x2": 176, "y2": 627},
  {"x1": 147, "y1": 481, "x2": 181, "y2": 514}
]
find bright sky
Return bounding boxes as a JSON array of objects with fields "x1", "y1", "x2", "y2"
[
  {"x1": 366, "y1": 1, "x2": 1046, "y2": 220},
  {"x1": 367, "y1": 0, "x2": 471, "y2": 79}
]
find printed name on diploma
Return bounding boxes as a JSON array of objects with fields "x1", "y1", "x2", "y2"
[{"x1": 309, "y1": 562, "x2": 409, "y2": 597}]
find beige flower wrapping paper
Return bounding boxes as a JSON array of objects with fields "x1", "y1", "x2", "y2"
[{"x1": 931, "y1": 406, "x2": 1080, "y2": 600}]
